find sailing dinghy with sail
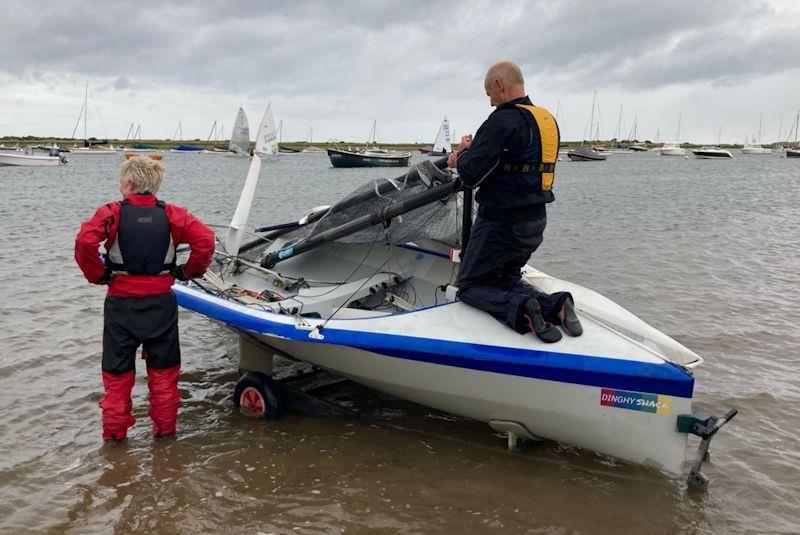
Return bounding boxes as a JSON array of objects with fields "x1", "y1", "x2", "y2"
[
  {"x1": 173, "y1": 113, "x2": 737, "y2": 485},
  {"x1": 419, "y1": 116, "x2": 452, "y2": 155},
  {"x1": 224, "y1": 106, "x2": 252, "y2": 157}
]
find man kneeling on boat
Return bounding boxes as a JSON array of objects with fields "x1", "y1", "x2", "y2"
[
  {"x1": 448, "y1": 60, "x2": 582, "y2": 343},
  {"x1": 75, "y1": 156, "x2": 214, "y2": 441}
]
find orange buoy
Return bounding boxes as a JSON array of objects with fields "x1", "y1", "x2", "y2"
[{"x1": 125, "y1": 153, "x2": 163, "y2": 160}]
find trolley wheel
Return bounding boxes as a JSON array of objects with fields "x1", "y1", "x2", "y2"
[{"x1": 233, "y1": 372, "x2": 282, "y2": 420}]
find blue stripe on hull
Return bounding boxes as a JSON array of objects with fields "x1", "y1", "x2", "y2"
[{"x1": 175, "y1": 287, "x2": 694, "y2": 398}]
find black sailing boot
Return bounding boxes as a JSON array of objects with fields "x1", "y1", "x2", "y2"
[
  {"x1": 557, "y1": 296, "x2": 583, "y2": 337},
  {"x1": 523, "y1": 298, "x2": 562, "y2": 343}
]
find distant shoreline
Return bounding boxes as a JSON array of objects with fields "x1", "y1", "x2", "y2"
[{"x1": 0, "y1": 136, "x2": 777, "y2": 150}]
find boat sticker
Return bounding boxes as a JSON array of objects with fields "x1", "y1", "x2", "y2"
[
  {"x1": 600, "y1": 388, "x2": 672, "y2": 415},
  {"x1": 278, "y1": 247, "x2": 294, "y2": 260}
]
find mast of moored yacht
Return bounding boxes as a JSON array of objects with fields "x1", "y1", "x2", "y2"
[
  {"x1": 83, "y1": 82, "x2": 88, "y2": 143},
  {"x1": 587, "y1": 91, "x2": 596, "y2": 145}
]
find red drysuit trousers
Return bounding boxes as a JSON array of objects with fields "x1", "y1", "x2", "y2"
[{"x1": 99, "y1": 366, "x2": 180, "y2": 440}]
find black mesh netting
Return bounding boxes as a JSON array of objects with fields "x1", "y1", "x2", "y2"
[{"x1": 307, "y1": 168, "x2": 460, "y2": 246}]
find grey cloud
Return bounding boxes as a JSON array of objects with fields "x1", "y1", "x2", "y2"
[{"x1": 113, "y1": 76, "x2": 131, "y2": 90}]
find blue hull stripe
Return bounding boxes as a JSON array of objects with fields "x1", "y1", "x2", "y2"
[{"x1": 176, "y1": 288, "x2": 694, "y2": 398}]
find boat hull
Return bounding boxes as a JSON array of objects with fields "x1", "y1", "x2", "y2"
[
  {"x1": 174, "y1": 281, "x2": 695, "y2": 473},
  {"x1": 692, "y1": 150, "x2": 732, "y2": 159},
  {"x1": 658, "y1": 148, "x2": 686, "y2": 156},
  {"x1": 328, "y1": 148, "x2": 410, "y2": 167},
  {"x1": 567, "y1": 146, "x2": 607, "y2": 161},
  {"x1": 0, "y1": 153, "x2": 61, "y2": 166},
  {"x1": 787, "y1": 149, "x2": 800, "y2": 158}
]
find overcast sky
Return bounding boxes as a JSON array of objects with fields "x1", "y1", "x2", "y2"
[{"x1": 1, "y1": 0, "x2": 799, "y2": 144}]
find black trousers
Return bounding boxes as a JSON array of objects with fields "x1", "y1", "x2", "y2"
[
  {"x1": 102, "y1": 292, "x2": 181, "y2": 374},
  {"x1": 457, "y1": 215, "x2": 570, "y2": 333}
]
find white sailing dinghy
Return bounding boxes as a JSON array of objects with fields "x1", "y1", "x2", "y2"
[
  {"x1": 174, "y1": 128, "x2": 736, "y2": 485},
  {"x1": 255, "y1": 103, "x2": 279, "y2": 158},
  {"x1": 225, "y1": 107, "x2": 252, "y2": 158},
  {"x1": 421, "y1": 116, "x2": 452, "y2": 155}
]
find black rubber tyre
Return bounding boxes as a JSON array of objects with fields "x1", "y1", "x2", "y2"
[{"x1": 233, "y1": 372, "x2": 282, "y2": 420}]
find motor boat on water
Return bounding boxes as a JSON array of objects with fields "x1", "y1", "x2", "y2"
[
  {"x1": 327, "y1": 147, "x2": 411, "y2": 167},
  {"x1": 171, "y1": 107, "x2": 736, "y2": 485},
  {"x1": 657, "y1": 142, "x2": 686, "y2": 157},
  {"x1": 567, "y1": 145, "x2": 607, "y2": 161},
  {"x1": 329, "y1": 119, "x2": 411, "y2": 167},
  {"x1": 0, "y1": 147, "x2": 67, "y2": 166},
  {"x1": 692, "y1": 147, "x2": 733, "y2": 159}
]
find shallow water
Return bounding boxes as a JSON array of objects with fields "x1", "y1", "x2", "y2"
[{"x1": 1, "y1": 150, "x2": 798, "y2": 533}]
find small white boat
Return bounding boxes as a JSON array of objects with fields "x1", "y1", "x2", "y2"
[
  {"x1": 692, "y1": 147, "x2": 732, "y2": 159},
  {"x1": 742, "y1": 113, "x2": 772, "y2": 154},
  {"x1": 741, "y1": 143, "x2": 772, "y2": 154},
  {"x1": 657, "y1": 142, "x2": 686, "y2": 156},
  {"x1": 172, "y1": 111, "x2": 737, "y2": 485},
  {"x1": 0, "y1": 149, "x2": 66, "y2": 166},
  {"x1": 255, "y1": 103, "x2": 279, "y2": 158},
  {"x1": 420, "y1": 116, "x2": 452, "y2": 156},
  {"x1": 567, "y1": 145, "x2": 606, "y2": 161},
  {"x1": 225, "y1": 106, "x2": 252, "y2": 157},
  {"x1": 70, "y1": 145, "x2": 117, "y2": 155}
]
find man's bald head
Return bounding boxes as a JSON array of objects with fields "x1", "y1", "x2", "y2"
[
  {"x1": 484, "y1": 61, "x2": 526, "y2": 107},
  {"x1": 485, "y1": 61, "x2": 525, "y2": 91}
]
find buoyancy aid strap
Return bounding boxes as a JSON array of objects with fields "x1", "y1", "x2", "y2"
[{"x1": 516, "y1": 104, "x2": 559, "y2": 191}]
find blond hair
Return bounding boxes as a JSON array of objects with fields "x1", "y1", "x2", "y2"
[
  {"x1": 485, "y1": 61, "x2": 525, "y2": 90},
  {"x1": 120, "y1": 156, "x2": 165, "y2": 194}
]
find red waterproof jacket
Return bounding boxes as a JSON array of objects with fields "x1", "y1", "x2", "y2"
[{"x1": 75, "y1": 194, "x2": 215, "y2": 297}]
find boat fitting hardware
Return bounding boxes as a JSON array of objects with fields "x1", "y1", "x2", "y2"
[{"x1": 678, "y1": 408, "x2": 738, "y2": 487}]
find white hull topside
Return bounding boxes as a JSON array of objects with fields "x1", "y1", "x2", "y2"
[
  {"x1": 0, "y1": 153, "x2": 61, "y2": 166},
  {"x1": 174, "y1": 241, "x2": 699, "y2": 474}
]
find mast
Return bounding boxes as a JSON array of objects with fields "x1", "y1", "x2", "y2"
[
  {"x1": 717, "y1": 126, "x2": 722, "y2": 147},
  {"x1": 84, "y1": 82, "x2": 88, "y2": 142},
  {"x1": 206, "y1": 120, "x2": 217, "y2": 142},
  {"x1": 179, "y1": 121, "x2": 183, "y2": 142},
  {"x1": 588, "y1": 90, "x2": 596, "y2": 144},
  {"x1": 278, "y1": 120, "x2": 283, "y2": 143},
  {"x1": 555, "y1": 99, "x2": 561, "y2": 122},
  {"x1": 758, "y1": 112, "x2": 763, "y2": 145},
  {"x1": 615, "y1": 104, "x2": 623, "y2": 141},
  {"x1": 366, "y1": 119, "x2": 377, "y2": 146},
  {"x1": 676, "y1": 111, "x2": 682, "y2": 142}
]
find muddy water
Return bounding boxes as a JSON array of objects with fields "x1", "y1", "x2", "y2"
[{"x1": 0, "y1": 151, "x2": 798, "y2": 533}]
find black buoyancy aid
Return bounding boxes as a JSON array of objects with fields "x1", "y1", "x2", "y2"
[
  {"x1": 488, "y1": 104, "x2": 560, "y2": 204},
  {"x1": 106, "y1": 199, "x2": 176, "y2": 275}
]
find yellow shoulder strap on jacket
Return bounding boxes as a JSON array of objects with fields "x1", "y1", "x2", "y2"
[{"x1": 516, "y1": 104, "x2": 559, "y2": 191}]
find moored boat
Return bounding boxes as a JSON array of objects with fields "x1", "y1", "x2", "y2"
[
  {"x1": 657, "y1": 142, "x2": 686, "y2": 156},
  {"x1": 692, "y1": 146, "x2": 732, "y2": 159},
  {"x1": 327, "y1": 147, "x2": 411, "y2": 167},
  {"x1": 567, "y1": 145, "x2": 607, "y2": 161},
  {"x1": 0, "y1": 149, "x2": 66, "y2": 166}
]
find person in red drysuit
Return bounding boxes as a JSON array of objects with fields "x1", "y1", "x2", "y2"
[{"x1": 75, "y1": 156, "x2": 215, "y2": 441}]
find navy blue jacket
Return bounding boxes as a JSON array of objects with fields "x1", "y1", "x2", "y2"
[{"x1": 457, "y1": 95, "x2": 554, "y2": 221}]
